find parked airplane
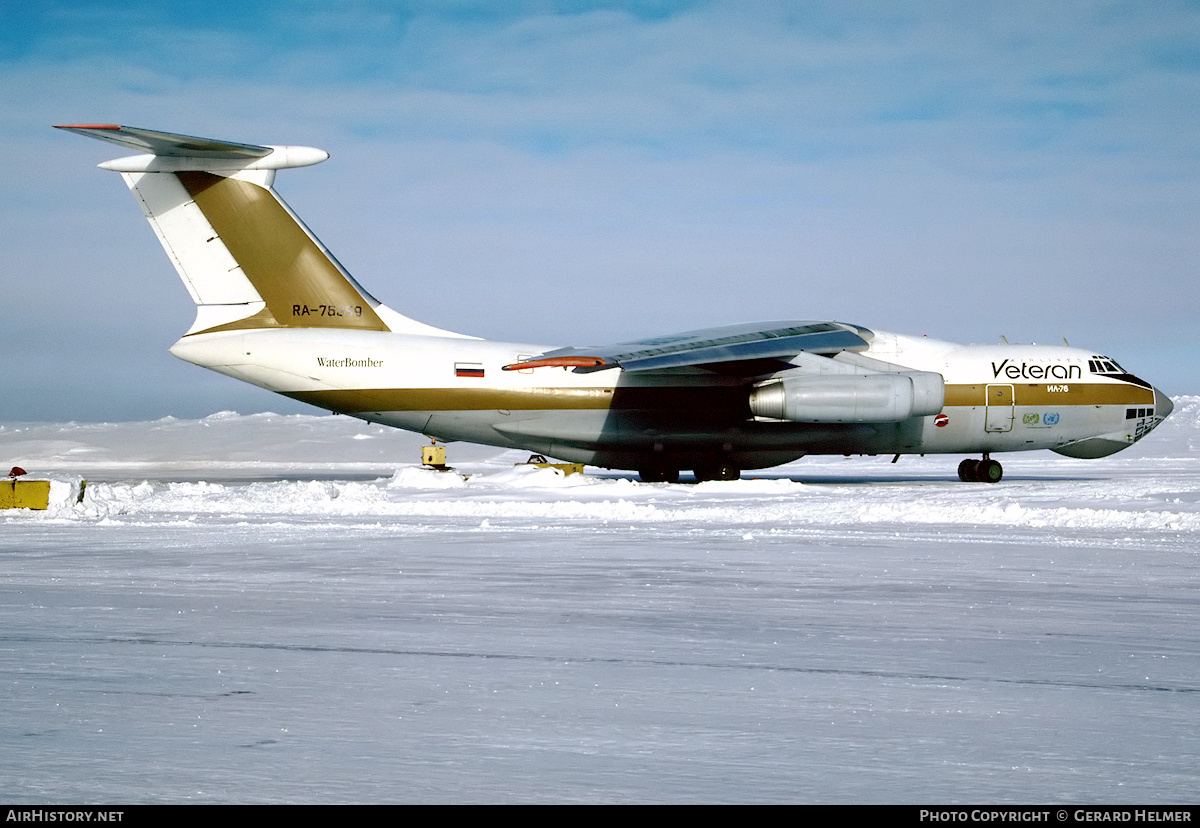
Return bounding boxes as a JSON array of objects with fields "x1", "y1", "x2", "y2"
[{"x1": 57, "y1": 124, "x2": 1173, "y2": 483}]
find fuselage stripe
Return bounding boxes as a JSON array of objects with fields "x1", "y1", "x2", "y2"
[
  {"x1": 282, "y1": 381, "x2": 1154, "y2": 416},
  {"x1": 944, "y1": 382, "x2": 1154, "y2": 407}
]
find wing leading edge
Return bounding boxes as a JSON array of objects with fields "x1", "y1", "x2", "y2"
[{"x1": 502, "y1": 321, "x2": 872, "y2": 374}]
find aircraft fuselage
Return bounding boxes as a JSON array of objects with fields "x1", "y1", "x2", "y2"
[{"x1": 169, "y1": 327, "x2": 1170, "y2": 472}]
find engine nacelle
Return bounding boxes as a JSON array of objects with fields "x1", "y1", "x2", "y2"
[{"x1": 749, "y1": 371, "x2": 945, "y2": 423}]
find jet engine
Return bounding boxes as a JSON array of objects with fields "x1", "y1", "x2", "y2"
[{"x1": 749, "y1": 371, "x2": 945, "y2": 423}]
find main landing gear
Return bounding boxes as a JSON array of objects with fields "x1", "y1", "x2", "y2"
[
  {"x1": 637, "y1": 462, "x2": 741, "y2": 483},
  {"x1": 692, "y1": 462, "x2": 741, "y2": 482},
  {"x1": 637, "y1": 464, "x2": 680, "y2": 484},
  {"x1": 958, "y1": 454, "x2": 1003, "y2": 483}
]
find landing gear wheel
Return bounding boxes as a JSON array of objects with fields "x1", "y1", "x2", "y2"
[
  {"x1": 693, "y1": 462, "x2": 741, "y2": 482},
  {"x1": 958, "y1": 457, "x2": 1003, "y2": 483},
  {"x1": 638, "y1": 465, "x2": 680, "y2": 484},
  {"x1": 957, "y1": 459, "x2": 980, "y2": 482},
  {"x1": 976, "y1": 458, "x2": 1003, "y2": 483}
]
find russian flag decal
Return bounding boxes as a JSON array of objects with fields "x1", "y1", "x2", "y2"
[{"x1": 455, "y1": 363, "x2": 485, "y2": 378}]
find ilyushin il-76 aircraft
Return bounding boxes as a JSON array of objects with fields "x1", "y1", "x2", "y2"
[{"x1": 58, "y1": 124, "x2": 1173, "y2": 483}]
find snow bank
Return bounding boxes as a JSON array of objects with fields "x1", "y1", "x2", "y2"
[
  {"x1": 3, "y1": 401, "x2": 1198, "y2": 543},
  {"x1": 6, "y1": 464, "x2": 1194, "y2": 541}
]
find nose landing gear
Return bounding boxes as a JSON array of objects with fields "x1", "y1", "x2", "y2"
[{"x1": 958, "y1": 455, "x2": 1003, "y2": 483}]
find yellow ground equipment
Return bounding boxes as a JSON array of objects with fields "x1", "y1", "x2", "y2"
[
  {"x1": 1, "y1": 479, "x2": 51, "y2": 510},
  {"x1": 421, "y1": 444, "x2": 454, "y2": 471},
  {"x1": 516, "y1": 454, "x2": 585, "y2": 476}
]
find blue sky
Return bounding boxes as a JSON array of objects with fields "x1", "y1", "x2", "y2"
[{"x1": 3, "y1": 1, "x2": 1199, "y2": 420}]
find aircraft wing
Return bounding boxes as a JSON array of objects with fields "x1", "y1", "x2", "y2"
[
  {"x1": 53, "y1": 124, "x2": 272, "y2": 159},
  {"x1": 503, "y1": 320, "x2": 871, "y2": 374}
]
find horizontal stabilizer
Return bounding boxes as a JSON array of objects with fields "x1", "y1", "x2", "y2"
[
  {"x1": 54, "y1": 124, "x2": 328, "y2": 171},
  {"x1": 54, "y1": 124, "x2": 272, "y2": 159}
]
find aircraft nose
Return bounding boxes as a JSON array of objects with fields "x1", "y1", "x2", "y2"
[{"x1": 1155, "y1": 387, "x2": 1174, "y2": 421}]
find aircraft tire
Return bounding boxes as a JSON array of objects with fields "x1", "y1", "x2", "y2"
[
  {"x1": 976, "y1": 458, "x2": 1003, "y2": 483},
  {"x1": 639, "y1": 465, "x2": 680, "y2": 484},
  {"x1": 694, "y1": 462, "x2": 740, "y2": 482},
  {"x1": 957, "y1": 459, "x2": 980, "y2": 482}
]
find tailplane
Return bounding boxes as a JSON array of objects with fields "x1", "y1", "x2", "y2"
[{"x1": 55, "y1": 124, "x2": 461, "y2": 339}]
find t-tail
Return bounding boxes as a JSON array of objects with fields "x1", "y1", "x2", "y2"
[{"x1": 54, "y1": 124, "x2": 458, "y2": 340}]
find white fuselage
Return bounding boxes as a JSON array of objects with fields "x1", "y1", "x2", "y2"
[{"x1": 170, "y1": 326, "x2": 1169, "y2": 471}]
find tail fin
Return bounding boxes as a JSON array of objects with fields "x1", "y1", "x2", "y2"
[{"x1": 56, "y1": 124, "x2": 456, "y2": 338}]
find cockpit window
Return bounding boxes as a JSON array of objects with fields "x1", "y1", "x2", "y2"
[{"x1": 1090, "y1": 356, "x2": 1126, "y2": 375}]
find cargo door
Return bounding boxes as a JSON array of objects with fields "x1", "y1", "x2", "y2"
[{"x1": 985, "y1": 384, "x2": 1015, "y2": 432}]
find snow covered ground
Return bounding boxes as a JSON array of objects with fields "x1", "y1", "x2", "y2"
[{"x1": 2, "y1": 400, "x2": 1199, "y2": 803}]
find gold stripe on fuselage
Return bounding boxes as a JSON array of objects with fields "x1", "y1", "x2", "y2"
[
  {"x1": 289, "y1": 381, "x2": 1153, "y2": 417},
  {"x1": 943, "y1": 382, "x2": 1154, "y2": 408},
  {"x1": 284, "y1": 385, "x2": 756, "y2": 416},
  {"x1": 287, "y1": 386, "x2": 616, "y2": 414}
]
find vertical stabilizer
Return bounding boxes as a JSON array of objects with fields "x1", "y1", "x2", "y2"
[{"x1": 57, "y1": 124, "x2": 466, "y2": 339}]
